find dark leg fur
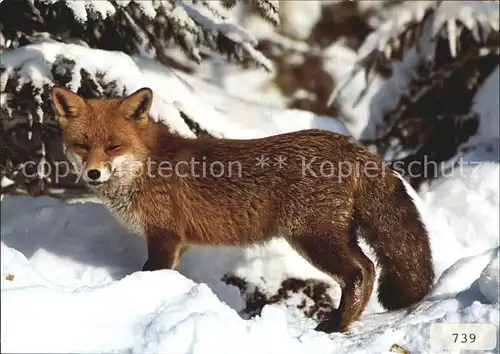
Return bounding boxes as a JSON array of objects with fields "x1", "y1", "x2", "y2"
[
  {"x1": 290, "y1": 223, "x2": 376, "y2": 333},
  {"x1": 142, "y1": 230, "x2": 183, "y2": 271}
]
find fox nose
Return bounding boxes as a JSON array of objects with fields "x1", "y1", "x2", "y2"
[{"x1": 87, "y1": 169, "x2": 101, "y2": 180}]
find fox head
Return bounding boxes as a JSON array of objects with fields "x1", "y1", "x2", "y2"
[{"x1": 51, "y1": 86, "x2": 153, "y2": 188}]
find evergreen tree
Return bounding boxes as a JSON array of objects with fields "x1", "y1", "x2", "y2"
[{"x1": 329, "y1": 0, "x2": 499, "y2": 187}]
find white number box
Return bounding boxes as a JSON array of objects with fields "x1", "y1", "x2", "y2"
[{"x1": 430, "y1": 323, "x2": 498, "y2": 351}]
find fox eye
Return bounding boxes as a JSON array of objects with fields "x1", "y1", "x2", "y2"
[
  {"x1": 73, "y1": 142, "x2": 89, "y2": 150},
  {"x1": 107, "y1": 144, "x2": 121, "y2": 152}
]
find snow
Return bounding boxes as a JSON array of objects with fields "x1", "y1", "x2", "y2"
[
  {"x1": 479, "y1": 249, "x2": 500, "y2": 304},
  {"x1": 65, "y1": 0, "x2": 88, "y2": 23},
  {"x1": 356, "y1": 36, "x2": 436, "y2": 143},
  {"x1": 133, "y1": 54, "x2": 349, "y2": 139},
  {"x1": 357, "y1": 0, "x2": 500, "y2": 61},
  {"x1": 322, "y1": 42, "x2": 385, "y2": 139},
  {"x1": 357, "y1": 1, "x2": 434, "y2": 60},
  {"x1": 433, "y1": 1, "x2": 500, "y2": 48},
  {"x1": 278, "y1": 1, "x2": 322, "y2": 40},
  {"x1": 2, "y1": 40, "x2": 500, "y2": 353},
  {"x1": 62, "y1": 0, "x2": 118, "y2": 21},
  {"x1": 471, "y1": 65, "x2": 500, "y2": 147},
  {"x1": 171, "y1": 0, "x2": 275, "y2": 71}
]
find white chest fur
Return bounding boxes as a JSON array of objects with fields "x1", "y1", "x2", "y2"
[{"x1": 95, "y1": 183, "x2": 146, "y2": 239}]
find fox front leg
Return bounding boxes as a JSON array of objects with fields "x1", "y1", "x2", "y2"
[{"x1": 142, "y1": 229, "x2": 183, "y2": 271}]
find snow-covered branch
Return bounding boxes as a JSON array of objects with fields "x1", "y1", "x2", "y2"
[
  {"x1": 330, "y1": 0, "x2": 500, "y2": 108},
  {"x1": 0, "y1": 0, "x2": 276, "y2": 71},
  {"x1": 358, "y1": 0, "x2": 499, "y2": 62}
]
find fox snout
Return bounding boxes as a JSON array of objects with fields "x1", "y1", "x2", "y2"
[
  {"x1": 63, "y1": 148, "x2": 110, "y2": 185},
  {"x1": 82, "y1": 165, "x2": 112, "y2": 185},
  {"x1": 79, "y1": 158, "x2": 113, "y2": 186},
  {"x1": 66, "y1": 148, "x2": 143, "y2": 186}
]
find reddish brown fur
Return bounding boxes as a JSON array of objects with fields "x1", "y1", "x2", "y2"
[{"x1": 51, "y1": 86, "x2": 435, "y2": 333}]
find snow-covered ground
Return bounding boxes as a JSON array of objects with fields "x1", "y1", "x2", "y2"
[{"x1": 1, "y1": 42, "x2": 499, "y2": 353}]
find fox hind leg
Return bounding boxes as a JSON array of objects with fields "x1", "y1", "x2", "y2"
[{"x1": 290, "y1": 223, "x2": 375, "y2": 333}]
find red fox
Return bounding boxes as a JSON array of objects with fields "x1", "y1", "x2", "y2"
[{"x1": 51, "y1": 86, "x2": 435, "y2": 333}]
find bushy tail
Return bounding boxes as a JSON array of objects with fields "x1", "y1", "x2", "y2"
[{"x1": 354, "y1": 168, "x2": 435, "y2": 310}]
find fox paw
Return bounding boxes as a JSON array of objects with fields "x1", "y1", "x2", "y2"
[
  {"x1": 314, "y1": 320, "x2": 347, "y2": 334},
  {"x1": 314, "y1": 320, "x2": 348, "y2": 334},
  {"x1": 141, "y1": 258, "x2": 175, "y2": 272},
  {"x1": 141, "y1": 259, "x2": 157, "y2": 272},
  {"x1": 314, "y1": 310, "x2": 349, "y2": 334}
]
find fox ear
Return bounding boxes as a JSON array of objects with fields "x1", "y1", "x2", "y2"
[
  {"x1": 51, "y1": 86, "x2": 85, "y2": 128},
  {"x1": 120, "y1": 87, "x2": 153, "y2": 127}
]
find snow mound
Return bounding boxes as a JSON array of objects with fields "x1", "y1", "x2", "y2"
[
  {"x1": 1, "y1": 268, "x2": 303, "y2": 354},
  {"x1": 479, "y1": 248, "x2": 500, "y2": 304},
  {"x1": 421, "y1": 162, "x2": 499, "y2": 261}
]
